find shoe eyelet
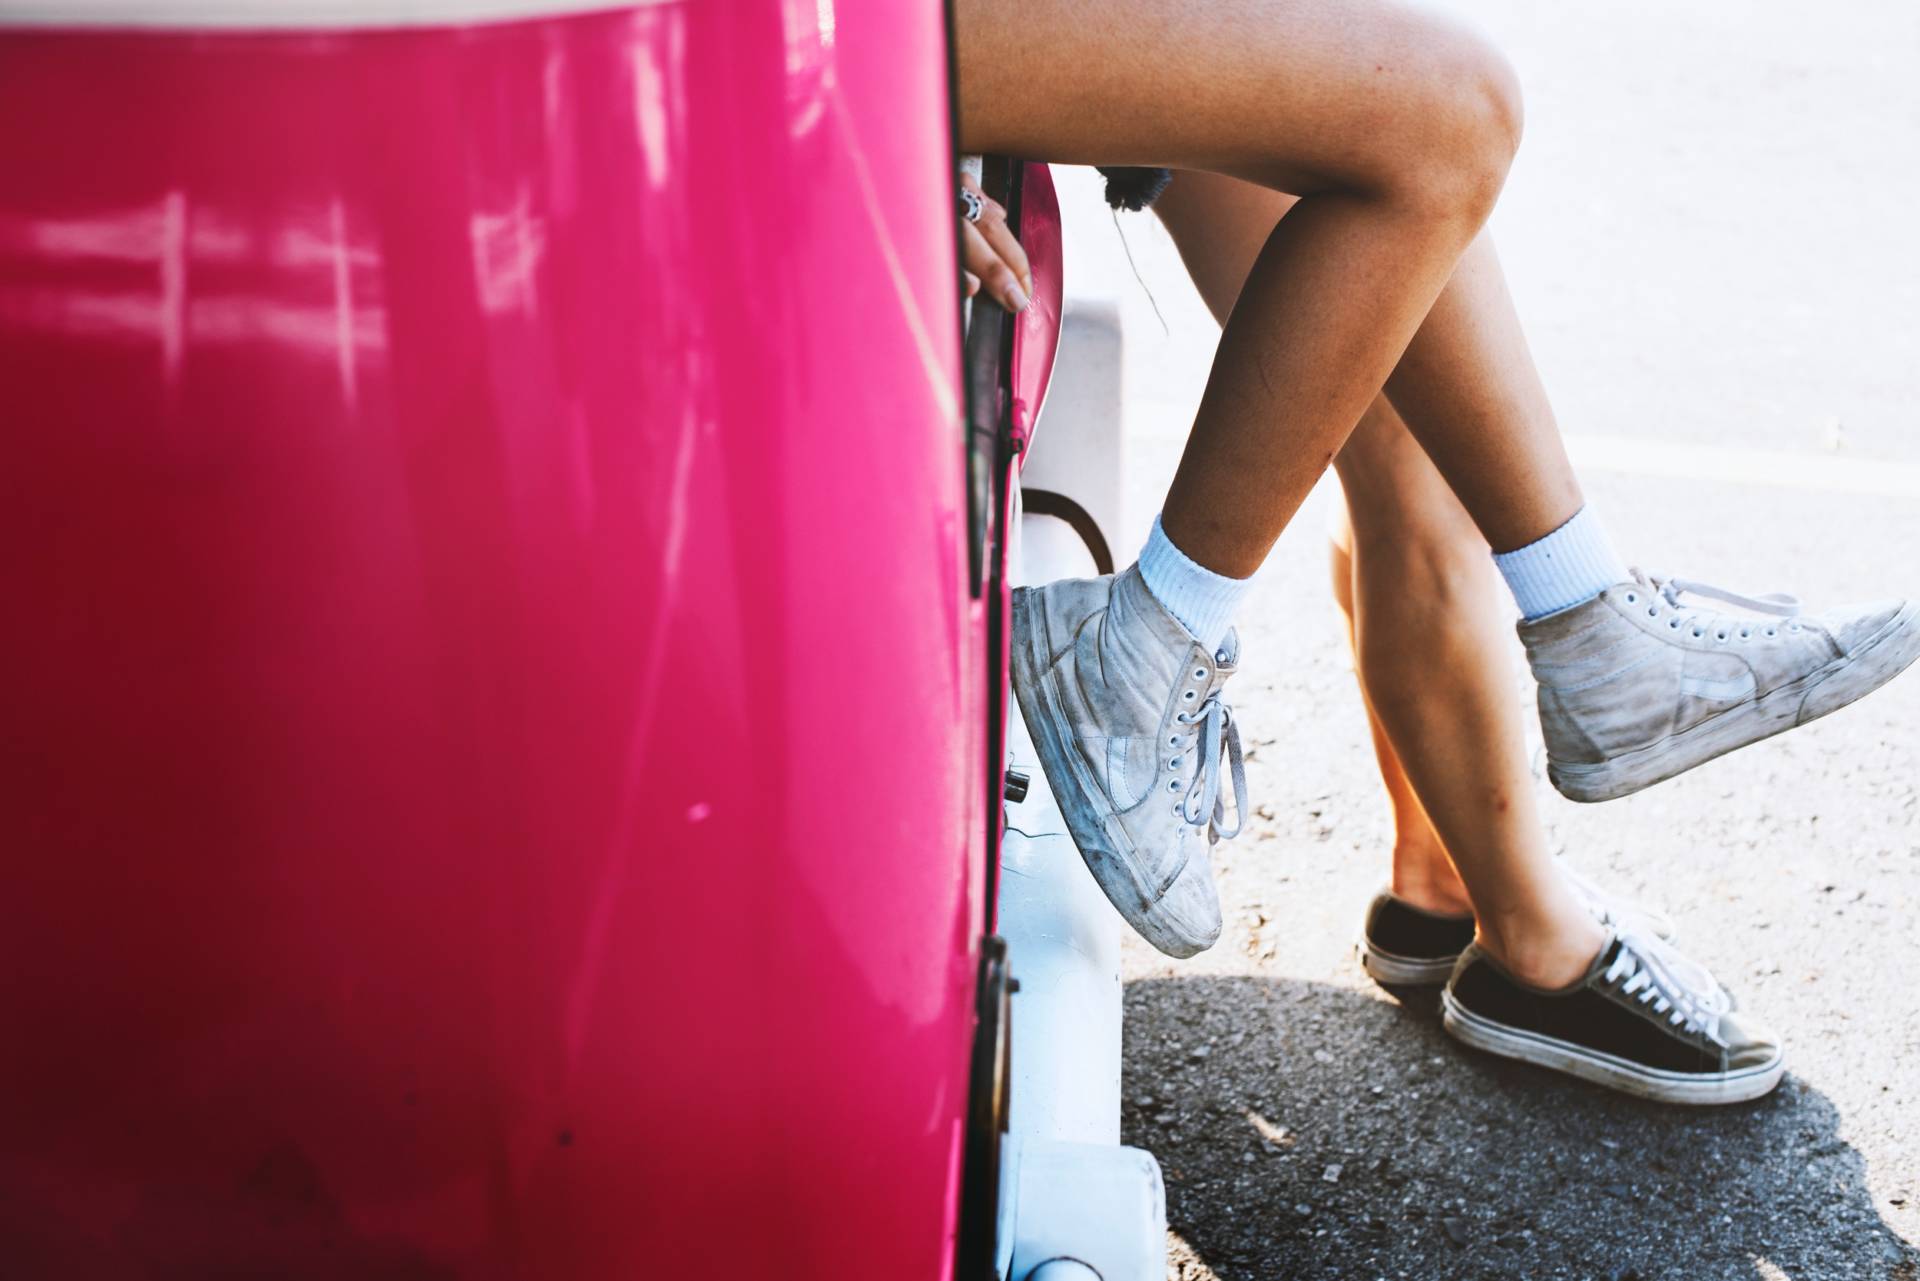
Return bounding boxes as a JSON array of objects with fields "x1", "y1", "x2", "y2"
[
  {"x1": 1193, "y1": 667, "x2": 1207, "y2": 681},
  {"x1": 1766, "y1": 628, "x2": 1776, "y2": 637},
  {"x1": 1647, "y1": 607, "x2": 1658, "y2": 617},
  {"x1": 1169, "y1": 735, "x2": 1180, "y2": 747},
  {"x1": 1169, "y1": 756, "x2": 1182, "y2": 770},
  {"x1": 1183, "y1": 690, "x2": 1196, "y2": 702},
  {"x1": 1669, "y1": 620, "x2": 1680, "y2": 629},
  {"x1": 1715, "y1": 632, "x2": 1728, "y2": 642},
  {"x1": 1692, "y1": 629, "x2": 1704, "y2": 638},
  {"x1": 1167, "y1": 779, "x2": 1181, "y2": 793},
  {"x1": 1625, "y1": 593, "x2": 1638, "y2": 604}
]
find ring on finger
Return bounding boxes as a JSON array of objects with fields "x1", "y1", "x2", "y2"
[{"x1": 957, "y1": 187, "x2": 984, "y2": 224}]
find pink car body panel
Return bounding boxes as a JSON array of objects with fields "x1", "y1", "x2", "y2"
[
  {"x1": 0, "y1": 5, "x2": 988, "y2": 1277},
  {"x1": 1010, "y1": 161, "x2": 1063, "y2": 461}
]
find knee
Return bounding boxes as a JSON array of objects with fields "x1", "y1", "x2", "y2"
[
  {"x1": 1352, "y1": 511, "x2": 1498, "y2": 623},
  {"x1": 1371, "y1": 25, "x2": 1524, "y2": 226}
]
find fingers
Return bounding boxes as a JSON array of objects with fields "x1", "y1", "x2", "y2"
[
  {"x1": 973, "y1": 196, "x2": 1032, "y2": 299},
  {"x1": 964, "y1": 270, "x2": 981, "y2": 297},
  {"x1": 962, "y1": 219, "x2": 1029, "y2": 313},
  {"x1": 959, "y1": 170, "x2": 1033, "y2": 313}
]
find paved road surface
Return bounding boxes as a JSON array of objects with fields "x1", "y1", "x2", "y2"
[{"x1": 1045, "y1": 3, "x2": 1920, "y2": 1277}]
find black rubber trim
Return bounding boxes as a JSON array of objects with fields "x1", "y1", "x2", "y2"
[
  {"x1": 963, "y1": 156, "x2": 1017, "y2": 600},
  {"x1": 954, "y1": 935, "x2": 1013, "y2": 1281},
  {"x1": 976, "y1": 156, "x2": 1021, "y2": 919}
]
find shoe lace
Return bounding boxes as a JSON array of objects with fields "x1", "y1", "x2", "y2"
[
  {"x1": 1628, "y1": 567, "x2": 1802, "y2": 642},
  {"x1": 1176, "y1": 691, "x2": 1247, "y2": 844},
  {"x1": 1603, "y1": 929, "x2": 1728, "y2": 1042},
  {"x1": 1561, "y1": 868, "x2": 1732, "y2": 1016}
]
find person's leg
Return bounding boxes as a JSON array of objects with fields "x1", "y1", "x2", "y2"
[
  {"x1": 1149, "y1": 171, "x2": 1596, "y2": 985},
  {"x1": 1149, "y1": 161, "x2": 1917, "y2": 816},
  {"x1": 1332, "y1": 400, "x2": 1602, "y2": 984},
  {"x1": 1151, "y1": 168, "x2": 1599, "y2": 980},
  {"x1": 957, "y1": 0, "x2": 1539, "y2": 579},
  {"x1": 1155, "y1": 175, "x2": 1791, "y2": 1103},
  {"x1": 1148, "y1": 161, "x2": 1583, "y2": 554},
  {"x1": 964, "y1": 0, "x2": 1920, "y2": 960},
  {"x1": 961, "y1": 0, "x2": 1536, "y2": 957},
  {"x1": 1326, "y1": 504, "x2": 1470, "y2": 918}
]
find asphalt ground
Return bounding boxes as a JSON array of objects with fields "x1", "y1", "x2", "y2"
[{"x1": 1044, "y1": 3, "x2": 1920, "y2": 1277}]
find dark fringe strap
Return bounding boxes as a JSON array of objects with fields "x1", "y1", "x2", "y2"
[{"x1": 1095, "y1": 166, "x2": 1174, "y2": 212}]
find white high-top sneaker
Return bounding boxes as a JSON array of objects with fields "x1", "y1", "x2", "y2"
[
  {"x1": 1009, "y1": 564, "x2": 1247, "y2": 958},
  {"x1": 1520, "y1": 571, "x2": 1920, "y2": 802}
]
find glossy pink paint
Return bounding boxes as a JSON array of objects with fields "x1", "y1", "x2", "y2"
[
  {"x1": 0, "y1": 6, "x2": 982, "y2": 1278},
  {"x1": 1010, "y1": 161, "x2": 1064, "y2": 460}
]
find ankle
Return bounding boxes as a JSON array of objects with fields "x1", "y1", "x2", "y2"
[
  {"x1": 1389, "y1": 844, "x2": 1474, "y2": 918},
  {"x1": 1137, "y1": 515, "x2": 1250, "y2": 653},
  {"x1": 1492, "y1": 505, "x2": 1628, "y2": 621},
  {"x1": 1476, "y1": 908, "x2": 1607, "y2": 990}
]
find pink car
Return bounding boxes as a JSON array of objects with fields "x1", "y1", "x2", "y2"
[{"x1": 0, "y1": 4, "x2": 1159, "y2": 1278}]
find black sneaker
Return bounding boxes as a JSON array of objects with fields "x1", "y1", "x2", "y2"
[
  {"x1": 1357, "y1": 891, "x2": 1476, "y2": 986},
  {"x1": 1442, "y1": 932, "x2": 1782, "y2": 1105},
  {"x1": 1357, "y1": 874, "x2": 1680, "y2": 990}
]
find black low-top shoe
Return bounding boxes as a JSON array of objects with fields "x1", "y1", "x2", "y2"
[
  {"x1": 1357, "y1": 890, "x2": 1476, "y2": 986},
  {"x1": 1442, "y1": 932, "x2": 1782, "y2": 1106}
]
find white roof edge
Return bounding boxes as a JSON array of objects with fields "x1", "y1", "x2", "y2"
[{"x1": 0, "y1": 0, "x2": 666, "y2": 30}]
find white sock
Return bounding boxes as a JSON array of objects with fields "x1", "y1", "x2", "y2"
[
  {"x1": 1137, "y1": 514, "x2": 1250, "y2": 652},
  {"x1": 1493, "y1": 505, "x2": 1630, "y2": 621}
]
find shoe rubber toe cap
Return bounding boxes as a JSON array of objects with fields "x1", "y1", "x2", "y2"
[
  {"x1": 1823, "y1": 598, "x2": 1914, "y2": 655},
  {"x1": 1139, "y1": 855, "x2": 1223, "y2": 959},
  {"x1": 1719, "y1": 1010, "x2": 1784, "y2": 1071}
]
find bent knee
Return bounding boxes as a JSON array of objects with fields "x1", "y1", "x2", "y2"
[
  {"x1": 1407, "y1": 31, "x2": 1522, "y2": 221},
  {"x1": 1354, "y1": 22, "x2": 1524, "y2": 225}
]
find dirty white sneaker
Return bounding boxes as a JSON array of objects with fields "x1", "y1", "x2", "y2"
[
  {"x1": 1520, "y1": 570, "x2": 1920, "y2": 802},
  {"x1": 1009, "y1": 564, "x2": 1248, "y2": 958}
]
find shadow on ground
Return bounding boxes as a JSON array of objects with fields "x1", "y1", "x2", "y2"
[{"x1": 1124, "y1": 975, "x2": 1918, "y2": 1281}]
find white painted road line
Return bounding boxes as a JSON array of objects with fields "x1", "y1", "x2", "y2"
[{"x1": 1566, "y1": 433, "x2": 1920, "y2": 500}]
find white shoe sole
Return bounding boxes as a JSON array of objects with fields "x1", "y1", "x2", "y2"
[
  {"x1": 1550, "y1": 600, "x2": 1920, "y2": 803},
  {"x1": 1441, "y1": 990, "x2": 1785, "y2": 1105},
  {"x1": 1009, "y1": 587, "x2": 1218, "y2": 959},
  {"x1": 1356, "y1": 937, "x2": 1458, "y2": 987}
]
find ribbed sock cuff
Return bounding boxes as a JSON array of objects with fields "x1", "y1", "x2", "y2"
[
  {"x1": 1136, "y1": 514, "x2": 1251, "y2": 653},
  {"x1": 1492, "y1": 505, "x2": 1630, "y2": 621}
]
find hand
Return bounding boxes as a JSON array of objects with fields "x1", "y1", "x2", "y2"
[{"x1": 960, "y1": 170, "x2": 1033, "y2": 313}]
